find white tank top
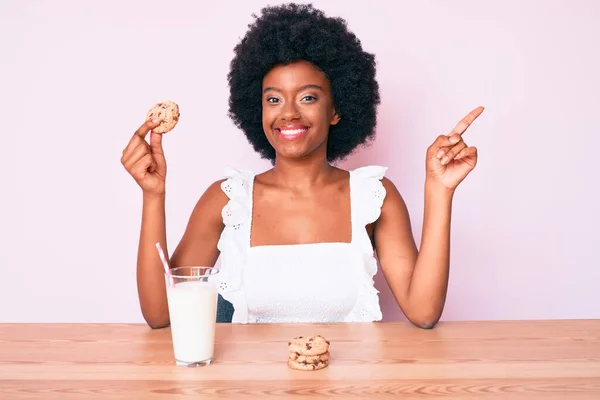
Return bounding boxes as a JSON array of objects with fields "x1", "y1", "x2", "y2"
[{"x1": 215, "y1": 165, "x2": 387, "y2": 323}]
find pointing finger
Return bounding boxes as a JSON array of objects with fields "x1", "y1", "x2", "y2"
[{"x1": 449, "y1": 106, "x2": 484, "y2": 136}]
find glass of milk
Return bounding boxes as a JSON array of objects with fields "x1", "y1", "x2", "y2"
[{"x1": 166, "y1": 266, "x2": 219, "y2": 367}]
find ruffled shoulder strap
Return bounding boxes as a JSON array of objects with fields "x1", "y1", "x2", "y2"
[
  {"x1": 350, "y1": 165, "x2": 388, "y2": 242},
  {"x1": 215, "y1": 167, "x2": 255, "y2": 323},
  {"x1": 346, "y1": 165, "x2": 387, "y2": 322}
]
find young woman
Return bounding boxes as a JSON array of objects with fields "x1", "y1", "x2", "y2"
[{"x1": 121, "y1": 4, "x2": 483, "y2": 329}]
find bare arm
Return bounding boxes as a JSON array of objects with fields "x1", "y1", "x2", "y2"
[
  {"x1": 136, "y1": 181, "x2": 228, "y2": 329},
  {"x1": 169, "y1": 181, "x2": 228, "y2": 269},
  {"x1": 122, "y1": 120, "x2": 230, "y2": 329},
  {"x1": 374, "y1": 178, "x2": 452, "y2": 329},
  {"x1": 374, "y1": 106, "x2": 483, "y2": 329},
  {"x1": 136, "y1": 193, "x2": 169, "y2": 328}
]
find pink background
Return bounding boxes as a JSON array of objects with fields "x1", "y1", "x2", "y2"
[{"x1": 1, "y1": 0, "x2": 598, "y2": 322}]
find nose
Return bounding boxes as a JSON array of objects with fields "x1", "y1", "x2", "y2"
[{"x1": 280, "y1": 101, "x2": 300, "y2": 121}]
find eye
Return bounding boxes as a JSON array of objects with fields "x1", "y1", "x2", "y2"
[
  {"x1": 266, "y1": 97, "x2": 280, "y2": 103},
  {"x1": 301, "y1": 95, "x2": 317, "y2": 102}
]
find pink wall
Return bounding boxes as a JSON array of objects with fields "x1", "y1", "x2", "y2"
[{"x1": 1, "y1": 0, "x2": 598, "y2": 322}]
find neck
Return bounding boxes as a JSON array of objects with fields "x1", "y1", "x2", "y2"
[{"x1": 271, "y1": 155, "x2": 335, "y2": 189}]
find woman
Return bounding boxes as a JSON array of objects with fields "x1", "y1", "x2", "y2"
[{"x1": 121, "y1": 4, "x2": 483, "y2": 329}]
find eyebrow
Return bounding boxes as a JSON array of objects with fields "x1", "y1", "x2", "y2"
[{"x1": 263, "y1": 84, "x2": 324, "y2": 94}]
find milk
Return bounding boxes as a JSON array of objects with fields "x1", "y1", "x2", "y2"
[{"x1": 166, "y1": 280, "x2": 217, "y2": 366}]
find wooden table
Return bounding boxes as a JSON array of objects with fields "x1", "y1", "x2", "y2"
[{"x1": 1, "y1": 320, "x2": 599, "y2": 399}]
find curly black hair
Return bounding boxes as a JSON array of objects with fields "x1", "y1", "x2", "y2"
[{"x1": 227, "y1": 3, "x2": 380, "y2": 163}]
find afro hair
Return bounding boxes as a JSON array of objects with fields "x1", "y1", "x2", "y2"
[{"x1": 227, "y1": 3, "x2": 380, "y2": 163}]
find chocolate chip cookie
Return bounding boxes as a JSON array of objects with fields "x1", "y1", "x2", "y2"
[
  {"x1": 146, "y1": 101, "x2": 180, "y2": 133},
  {"x1": 289, "y1": 351, "x2": 330, "y2": 363},
  {"x1": 288, "y1": 335, "x2": 330, "y2": 357},
  {"x1": 287, "y1": 334, "x2": 331, "y2": 371},
  {"x1": 287, "y1": 358, "x2": 329, "y2": 371}
]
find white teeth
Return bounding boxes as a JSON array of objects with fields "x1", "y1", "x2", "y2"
[{"x1": 279, "y1": 128, "x2": 306, "y2": 135}]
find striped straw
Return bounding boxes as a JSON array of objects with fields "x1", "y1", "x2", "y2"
[{"x1": 155, "y1": 242, "x2": 173, "y2": 286}]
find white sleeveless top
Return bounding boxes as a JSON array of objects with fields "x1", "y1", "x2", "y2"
[{"x1": 215, "y1": 165, "x2": 387, "y2": 324}]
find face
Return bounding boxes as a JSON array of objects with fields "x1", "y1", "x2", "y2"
[{"x1": 262, "y1": 60, "x2": 340, "y2": 161}]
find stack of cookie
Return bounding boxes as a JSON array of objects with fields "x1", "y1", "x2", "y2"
[{"x1": 287, "y1": 334, "x2": 330, "y2": 371}]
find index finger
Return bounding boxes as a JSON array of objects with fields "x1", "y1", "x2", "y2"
[
  {"x1": 133, "y1": 119, "x2": 162, "y2": 139},
  {"x1": 449, "y1": 106, "x2": 484, "y2": 136}
]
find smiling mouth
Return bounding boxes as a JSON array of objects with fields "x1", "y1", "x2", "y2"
[{"x1": 275, "y1": 126, "x2": 310, "y2": 141}]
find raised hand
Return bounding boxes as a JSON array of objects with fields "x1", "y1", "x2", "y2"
[
  {"x1": 121, "y1": 119, "x2": 167, "y2": 197},
  {"x1": 426, "y1": 106, "x2": 484, "y2": 191}
]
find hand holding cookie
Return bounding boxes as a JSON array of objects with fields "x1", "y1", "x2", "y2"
[{"x1": 120, "y1": 101, "x2": 179, "y2": 196}]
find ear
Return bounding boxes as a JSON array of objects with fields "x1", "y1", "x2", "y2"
[{"x1": 330, "y1": 108, "x2": 341, "y2": 126}]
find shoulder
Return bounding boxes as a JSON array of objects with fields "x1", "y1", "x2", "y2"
[
  {"x1": 208, "y1": 167, "x2": 256, "y2": 200},
  {"x1": 191, "y1": 167, "x2": 255, "y2": 223},
  {"x1": 200, "y1": 179, "x2": 229, "y2": 207},
  {"x1": 378, "y1": 175, "x2": 411, "y2": 227},
  {"x1": 381, "y1": 176, "x2": 403, "y2": 204},
  {"x1": 349, "y1": 165, "x2": 408, "y2": 221},
  {"x1": 185, "y1": 179, "x2": 228, "y2": 229},
  {"x1": 349, "y1": 165, "x2": 400, "y2": 198}
]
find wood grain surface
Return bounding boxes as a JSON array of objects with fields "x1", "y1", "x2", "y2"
[{"x1": 1, "y1": 320, "x2": 599, "y2": 399}]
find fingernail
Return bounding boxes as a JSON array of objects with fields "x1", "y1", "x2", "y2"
[
  {"x1": 152, "y1": 118, "x2": 160, "y2": 124},
  {"x1": 441, "y1": 156, "x2": 449, "y2": 165},
  {"x1": 449, "y1": 135, "x2": 459, "y2": 144},
  {"x1": 436, "y1": 150, "x2": 445, "y2": 159}
]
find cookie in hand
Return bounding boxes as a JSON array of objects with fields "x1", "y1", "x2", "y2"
[{"x1": 146, "y1": 101, "x2": 180, "y2": 133}]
